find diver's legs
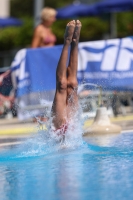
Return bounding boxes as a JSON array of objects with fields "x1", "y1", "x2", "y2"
[
  {"x1": 67, "y1": 20, "x2": 82, "y2": 117},
  {"x1": 51, "y1": 20, "x2": 76, "y2": 129}
]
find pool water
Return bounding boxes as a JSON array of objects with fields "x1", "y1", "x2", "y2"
[{"x1": 0, "y1": 130, "x2": 133, "y2": 200}]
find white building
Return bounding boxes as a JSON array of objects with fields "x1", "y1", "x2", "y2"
[{"x1": 0, "y1": 0, "x2": 10, "y2": 17}]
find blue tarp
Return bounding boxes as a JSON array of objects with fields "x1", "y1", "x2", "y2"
[
  {"x1": 97, "y1": 0, "x2": 133, "y2": 13},
  {"x1": 56, "y1": 3, "x2": 98, "y2": 19},
  {"x1": 0, "y1": 17, "x2": 23, "y2": 27},
  {"x1": 56, "y1": 0, "x2": 133, "y2": 19}
]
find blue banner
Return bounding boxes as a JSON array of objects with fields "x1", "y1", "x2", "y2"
[{"x1": 11, "y1": 37, "x2": 133, "y2": 98}]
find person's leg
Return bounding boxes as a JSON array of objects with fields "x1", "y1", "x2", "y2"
[
  {"x1": 66, "y1": 20, "x2": 82, "y2": 118},
  {"x1": 51, "y1": 20, "x2": 76, "y2": 129}
]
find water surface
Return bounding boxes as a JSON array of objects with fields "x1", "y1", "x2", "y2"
[{"x1": 0, "y1": 131, "x2": 133, "y2": 200}]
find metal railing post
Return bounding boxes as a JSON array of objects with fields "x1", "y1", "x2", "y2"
[{"x1": 34, "y1": 0, "x2": 44, "y2": 28}]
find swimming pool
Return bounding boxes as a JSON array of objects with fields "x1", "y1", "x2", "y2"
[{"x1": 0, "y1": 130, "x2": 133, "y2": 200}]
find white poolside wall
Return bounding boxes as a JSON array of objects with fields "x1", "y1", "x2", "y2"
[{"x1": 0, "y1": 0, "x2": 10, "y2": 17}]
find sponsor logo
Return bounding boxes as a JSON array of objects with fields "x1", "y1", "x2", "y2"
[
  {"x1": 11, "y1": 49, "x2": 29, "y2": 81},
  {"x1": 78, "y1": 38, "x2": 133, "y2": 71}
]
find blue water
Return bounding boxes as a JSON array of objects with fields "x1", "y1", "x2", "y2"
[{"x1": 0, "y1": 131, "x2": 133, "y2": 200}]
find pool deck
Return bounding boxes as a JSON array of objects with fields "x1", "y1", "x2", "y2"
[{"x1": 0, "y1": 114, "x2": 133, "y2": 147}]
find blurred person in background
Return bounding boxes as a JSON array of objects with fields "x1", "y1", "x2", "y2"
[
  {"x1": 0, "y1": 70, "x2": 14, "y2": 118},
  {"x1": 31, "y1": 7, "x2": 57, "y2": 48},
  {"x1": 111, "y1": 91, "x2": 120, "y2": 117}
]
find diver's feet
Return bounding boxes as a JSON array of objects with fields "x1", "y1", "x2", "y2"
[
  {"x1": 64, "y1": 20, "x2": 76, "y2": 44},
  {"x1": 72, "y1": 20, "x2": 82, "y2": 43}
]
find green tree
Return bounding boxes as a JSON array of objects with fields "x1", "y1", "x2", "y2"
[
  {"x1": 0, "y1": 0, "x2": 133, "y2": 52},
  {"x1": 10, "y1": 0, "x2": 74, "y2": 17},
  {"x1": 10, "y1": 0, "x2": 34, "y2": 17}
]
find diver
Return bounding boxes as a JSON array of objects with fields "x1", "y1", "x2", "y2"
[{"x1": 51, "y1": 20, "x2": 82, "y2": 139}]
